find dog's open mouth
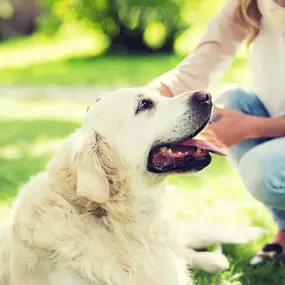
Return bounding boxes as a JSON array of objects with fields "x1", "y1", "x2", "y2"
[{"x1": 147, "y1": 138, "x2": 226, "y2": 174}]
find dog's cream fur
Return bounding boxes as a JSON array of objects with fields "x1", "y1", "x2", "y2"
[{"x1": 0, "y1": 87, "x2": 264, "y2": 285}]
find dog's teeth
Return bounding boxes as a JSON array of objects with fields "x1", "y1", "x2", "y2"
[
  {"x1": 196, "y1": 148, "x2": 202, "y2": 154},
  {"x1": 178, "y1": 151, "x2": 182, "y2": 155},
  {"x1": 160, "y1": 147, "x2": 167, "y2": 152},
  {"x1": 167, "y1": 149, "x2": 172, "y2": 153}
]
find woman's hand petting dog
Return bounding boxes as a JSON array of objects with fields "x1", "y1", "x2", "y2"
[{"x1": 201, "y1": 105, "x2": 260, "y2": 148}]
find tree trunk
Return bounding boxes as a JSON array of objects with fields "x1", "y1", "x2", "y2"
[{"x1": 0, "y1": 0, "x2": 39, "y2": 39}]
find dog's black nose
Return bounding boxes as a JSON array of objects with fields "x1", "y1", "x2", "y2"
[
  {"x1": 192, "y1": 91, "x2": 212, "y2": 104},
  {"x1": 188, "y1": 90, "x2": 212, "y2": 118}
]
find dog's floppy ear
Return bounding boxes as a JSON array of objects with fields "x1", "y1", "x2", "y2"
[
  {"x1": 160, "y1": 83, "x2": 174, "y2": 98},
  {"x1": 73, "y1": 131, "x2": 115, "y2": 203}
]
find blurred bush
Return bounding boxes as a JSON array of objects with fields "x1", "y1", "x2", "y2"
[{"x1": 0, "y1": 0, "x2": 224, "y2": 55}]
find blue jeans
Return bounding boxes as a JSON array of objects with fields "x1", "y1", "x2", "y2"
[{"x1": 218, "y1": 86, "x2": 285, "y2": 230}]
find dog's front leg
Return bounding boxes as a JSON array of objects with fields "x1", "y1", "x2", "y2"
[
  {"x1": 186, "y1": 247, "x2": 229, "y2": 273},
  {"x1": 170, "y1": 221, "x2": 230, "y2": 273},
  {"x1": 176, "y1": 221, "x2": 265, "y2": 249}
]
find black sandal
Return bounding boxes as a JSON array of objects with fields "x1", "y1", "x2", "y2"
[{"x1": 249, "y1": 243, "x2": 285, "y2": 266}]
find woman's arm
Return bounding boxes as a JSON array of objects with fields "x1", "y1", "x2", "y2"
[
  {"x1": 148, "y1": 0, "x2": 247, "y2": 95},
  {"x1": 253, "y1": 116, "x2": 285, "y2": 138},
  {"x1": 201, "y1": 108, "x2": 285, "y2": 148}
]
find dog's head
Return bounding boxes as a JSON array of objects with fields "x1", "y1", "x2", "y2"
[{"x1": 66, "y1": 85, "x2": 225, "y2": 203}]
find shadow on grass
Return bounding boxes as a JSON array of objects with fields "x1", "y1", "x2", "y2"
[
  {"x1": 0, "y1": 118, "x2": 80, "y2": 203},
  {"x1": 0, "y1": 119, "x2": 80, "y2": 147},
  {"x1": 0, "y1": 54, "x2": 182, "y2": 86},
  {"x1": 0, "y1": 52, "x2": 249, "y2": 87}
]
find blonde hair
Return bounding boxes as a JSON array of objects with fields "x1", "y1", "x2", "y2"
[{"x1": 235, "y1": 0, "x2": 262, "y2": 44}]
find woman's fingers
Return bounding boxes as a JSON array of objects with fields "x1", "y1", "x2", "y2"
[{"x1": 200, "y1": 129, "x2": 226, "y2": 149}]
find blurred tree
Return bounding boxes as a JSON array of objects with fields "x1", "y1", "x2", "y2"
[
  {"x1": 0, "y1": 0, "x2": 223, "y2": 53},
  {"x1": 93, "y1": 0, "x2": 182, "y2": 52},
  {"x1": 0, "y1": 0, "x2": 39, "y2": 39},
  {"x1": 38, "y1": 0, "x2": 192, "y2": 52}
]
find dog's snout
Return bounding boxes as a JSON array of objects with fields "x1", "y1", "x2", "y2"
[
  {"x1": 192, "y1": 91, "x2": 212, "y2": 104},
  {"x1": 187, "y1": 90, "x2": 213, "y2": 121},
  {"x1": 188, "y1": 90, "x2": 213, "y2": 111}
]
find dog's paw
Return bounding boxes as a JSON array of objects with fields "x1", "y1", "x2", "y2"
[{"x1": 194, "y1": 252, "x2": 230, "y2": 273}]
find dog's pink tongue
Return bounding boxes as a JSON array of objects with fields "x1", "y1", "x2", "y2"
[{"x1": 180, "y1": 139, "x2": 226, "y2": 156}]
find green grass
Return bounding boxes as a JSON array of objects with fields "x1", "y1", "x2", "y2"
[
  {"x1": 1, "y1": 96, "x2": 285, "y2": 284},
  {"x1": 0, "y1": 54, "x2": 179, "y2": 86},
  {"x1": 0, "y1": 31, "x2": 109, "y2": 70},
  {"x1": 0, "y1": 54, "x2": 251, "y2": 87},
  {"x1": 0, "y1": 31, "x2": 251, "y2": 87}
]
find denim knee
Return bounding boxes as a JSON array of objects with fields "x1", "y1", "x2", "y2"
[
  {"x1": 216, "y1": 85, "x2": 257, "y2": 112},
  {"x1": 239, "y1": 147, "x2": 285, "y2": 210}
]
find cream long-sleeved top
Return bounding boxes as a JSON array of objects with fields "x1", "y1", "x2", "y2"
[{"x1": 149, "y1": 0, "x2": 285, "y2": 117}]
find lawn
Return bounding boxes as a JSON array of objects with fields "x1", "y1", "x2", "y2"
[
  {"x1": 0, "y1": 54, "x2": 251, "y2": 88},
  {"x1": 1, "y1": 95, "x2": 285, "y2": 285}
]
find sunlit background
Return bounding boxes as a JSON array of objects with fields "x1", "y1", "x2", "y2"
[{"x1": 0, "y1": 0, "x2": 283, "y2": 284}]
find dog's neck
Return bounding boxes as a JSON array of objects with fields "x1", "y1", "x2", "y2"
[
  {"x1": 47, "y1": 133, "x2": 165, "y2": 234},
  {"x1": 50, "y1": 166, "x2": 163, "y2": 227},
  {"x1": 77, "y1": 176, "x2": 164, "y2": 225}
]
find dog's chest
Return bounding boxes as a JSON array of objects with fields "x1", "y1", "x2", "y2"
[
  {"x1": 101, "y1": 215, "x2": 190, "y2": 285},
  {"x1": 46, "y1": 215, "x2": 190, "y2": 285},
  {"x1": 122, "y1": 238, "x2": 189, "y2": 285}
]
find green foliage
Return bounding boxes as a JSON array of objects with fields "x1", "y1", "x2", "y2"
[
  {"x1": 36, "y1": 0, "x2": 223, "y2": 52},
  {"x1": 0, "y1": 0, "x2": 228, "y2": 53}
]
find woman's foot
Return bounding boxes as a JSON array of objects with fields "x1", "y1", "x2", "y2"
[{"x1": 249, "y1": 230, "x2": 285, "y2": 266}]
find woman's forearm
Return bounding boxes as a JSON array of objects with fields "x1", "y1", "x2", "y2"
[
  {"x1": 147, "y1": 0, "x2": 246, "y2": 95},
  {"x1": 252, "y1": 116, "x2": 285, "y2": 138}
]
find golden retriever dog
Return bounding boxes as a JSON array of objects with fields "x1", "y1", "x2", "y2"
[{"x1": 0, "y1": 85, "x2": 264, "y2": 285}]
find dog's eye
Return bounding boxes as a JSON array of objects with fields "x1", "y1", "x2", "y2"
[{"x1": 136, "y1": 99, "x2": 154, "y2": 114}]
